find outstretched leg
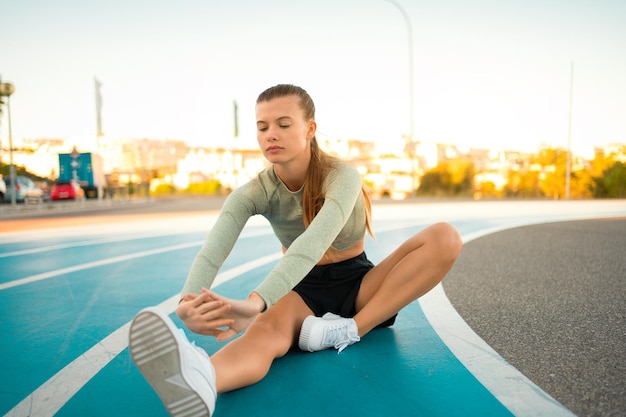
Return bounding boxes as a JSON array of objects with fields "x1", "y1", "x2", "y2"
[
  {"x1": 210, "y1": 292, "x2": 313, "y2": 392},
  {"x1": 354, "y1": 222, "x2": 462, "y2": 335},
  {"x1": 129, "y1": 307, "x2": 218, "y2": 416}
]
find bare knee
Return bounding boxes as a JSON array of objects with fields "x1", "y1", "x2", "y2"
[
  {"x1": 239, "y1": 291, "x2": 312, "y2": 359},
  {"x1": 211, "y1": 294, "x2": 311, "y2": 392},
  {"x1": 243, "y1": 316, "x2": 294, "y2": 359},
  {"x1": 212, "y1": 318, "x2": 291, "y2": 392},
  {"x1": 429, "y1": 222, "x2": 463, "y2": 263}
]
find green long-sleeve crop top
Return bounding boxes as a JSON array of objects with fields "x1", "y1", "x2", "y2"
[{"x1": 180, "y1": 160, "x2": 367, "y2": 308}]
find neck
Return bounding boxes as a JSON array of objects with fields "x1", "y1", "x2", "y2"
[{"x1": 274, "y1": 153, "x2": 311, "y2": 191}]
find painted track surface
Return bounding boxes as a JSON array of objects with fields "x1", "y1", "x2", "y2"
[{"x1": 1, "y1": 200, "x2": 624, "y2": 416}]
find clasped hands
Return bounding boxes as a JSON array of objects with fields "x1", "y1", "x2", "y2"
[{"x1": 176, "y1": 288, "x2": 266, "y2": 341}]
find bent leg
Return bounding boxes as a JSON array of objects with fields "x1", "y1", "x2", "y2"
[
  {"x1": 211, "y1": 291, "x2": 313, "y2": 392},
  {"x1": 355, "y1": 222, "x2": 462, "y2": 335}
]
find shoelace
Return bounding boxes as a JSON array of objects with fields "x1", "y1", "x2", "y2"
[{"x1": 321, "y1": 322, "x2": 360, "y2": 353}]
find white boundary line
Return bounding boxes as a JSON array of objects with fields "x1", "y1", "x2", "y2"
[
  {"x1": 0, "y1": 228, "x2": 275, "y2": 291},
  {"x1": 419, "y1": 219, "x2": 591, "y2": 417},
  {"x1": 3, "y1": 252, "x2": 283, "y2": 417},
  {"x1": 0, "y1": 242, "x2": 204, "y2": 291},
  {"x1": 5, "y1": 205, "x2": 624, "y2": 417},
  {"x1": 0, "y1": 231, "x2": 197, "y2": 258},
  {"x1": 1, "y1": 224, "x2": 411, "y2": 417}
]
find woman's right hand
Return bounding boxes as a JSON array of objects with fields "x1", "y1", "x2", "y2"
[{"x1": 176, "y1": 290, "x2": 234, "y2": 337}]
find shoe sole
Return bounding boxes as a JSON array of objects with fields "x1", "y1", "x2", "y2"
[
  {"x1": 298, "y1": 315, "x2": 316, "y2": 352},
  {"x1": 129, "y1": 308, "x2": 212, "y2": 417}
]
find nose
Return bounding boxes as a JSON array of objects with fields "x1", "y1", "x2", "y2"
[{"x1": 264, "y1": 127, "x2": 278, "y2": 142}]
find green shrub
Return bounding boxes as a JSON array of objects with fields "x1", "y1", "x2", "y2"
[
  {"x1": 151, "y1": 183, "x2": 176, "y2": 196},
  {"x1": 185, "y1": 180, "x2": 222, "y2": 196}
]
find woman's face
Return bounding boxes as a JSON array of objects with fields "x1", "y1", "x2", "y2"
[{"x1": 255, "y1": 95, "x2": 316, "y2": 165}]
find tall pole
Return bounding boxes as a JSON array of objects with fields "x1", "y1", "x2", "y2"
[
  {"x1": 232, "y1": 100, "x2": 239, "y2": 189},
  {"x1": 384, "y1": 0, "x2": 417, "y2": 196},
  {"x1": 565, "y1": 62, "x2": 574, "y2": 200},
  {"x1": 94, "y1": 77, "x2": 104, "y2": 200},
  {"x1": 0, "y1": 82, "x2": 16, "y2": 206},
  {"x1": 7, "y1": 95, "x2": 15, "y2": 206}
]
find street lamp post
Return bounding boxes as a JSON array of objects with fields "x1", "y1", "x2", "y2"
[
  {"x1": 565, "y1": 62, "x2": 574, "y2": 200},
  {"x1": 384, "y1": 0, "x2": 417, "y2": 196},
  {"x1": 0, "y1": 81, "x2": 16, "y2": 206},
  {"x1": 94, "y1": 77, "x2": 104, "y2": 200}
]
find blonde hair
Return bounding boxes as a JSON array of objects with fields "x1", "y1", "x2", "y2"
[{"x1": 257, "y1": 84, "x2": 373, "y2": 238}]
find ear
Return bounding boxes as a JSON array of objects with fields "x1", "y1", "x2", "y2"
[{"x1": 307, "y1": 120, "x2": 317, "y2": 140}]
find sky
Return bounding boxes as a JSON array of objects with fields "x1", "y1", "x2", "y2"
[{"x1": 1, "y1": 0, "x2": 625, "y2": 155}]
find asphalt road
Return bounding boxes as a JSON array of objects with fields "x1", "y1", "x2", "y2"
[{"x1": 443, "y1": 218, "x2": 626, "y2": 417}]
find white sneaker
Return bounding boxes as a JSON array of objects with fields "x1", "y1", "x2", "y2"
[
  {"x1": 298, "y1": 312, "x2": 360, "y2": 353},
  {"x1": 129, "y1": 307, "x2": 217, "y2": 417}
]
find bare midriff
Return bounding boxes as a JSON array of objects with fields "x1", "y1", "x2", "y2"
[{"x1": 282, "y1": 238, "x2": 365, "y2": 266}]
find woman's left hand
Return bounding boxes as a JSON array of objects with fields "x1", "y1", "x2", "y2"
[{"x1": 201, "y1": 289, "x2": 265, "y2": 341}]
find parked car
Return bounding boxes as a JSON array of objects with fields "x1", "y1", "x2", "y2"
[
  {"x1": 0, "y1": 176, "x2": 6, "y2": 203},
  {"x1": 50, "y1": 180, "x2": 85, "y2": 201},
  {"x1": 4, "y1": 175, "x2": 44, "y2": 203}
]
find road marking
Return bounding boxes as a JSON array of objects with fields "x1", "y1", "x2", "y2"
[
  {"x1": 0, "y1": 241, "x2": 204, "y2": 291},
  {"x1": 419, "y1": 223, "x2": 578, "y2": 417},
  {"x1": 0, "y1": 228, "x2": 276, "y2": 291},
  {"x1": 1, "y1": 223, "x2": 415, "y2": 417},
  {"x1": 0, "y1": 232, "x2": 194, "y2": 258},
  {"x1": 7, "y1": 211, "x2": 618, "y2": 417},
  {"x1": 3, "y1": 251, "x2": 283, "y2": 417}
]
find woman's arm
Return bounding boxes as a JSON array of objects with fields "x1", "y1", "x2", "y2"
[{"x1": 180, "y1": 184, "x2": 259, "y2": 297}]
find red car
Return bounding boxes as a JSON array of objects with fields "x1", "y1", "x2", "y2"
[{"x1": 50, "y1": 180, "x2": 85, "y2": 201}]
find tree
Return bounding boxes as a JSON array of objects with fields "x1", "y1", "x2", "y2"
[
  {"x1": 535, "y1": 148, "x2": 567, "y2": 199},
  {"x1": 417, "y1": 159, "x2": 474, "y2": 197},
  {"x1": 417, "y1": 169, "x2": 449, "y2": 197},
  {"x1": 474, "y1": 180, "x2": 501, "y2": 199},
  {"x1": 505, "y1": 169, "x2": 542, "y2": 198},
  {"x1": 568, "y1": 169, "x2": 594, "y2": 199},
  {"x1": 590, "y1": 148, "x2": 626, "y2": 198},
  {"x1": 601, "y1": 162, "x2": 626, "y2": 198}
]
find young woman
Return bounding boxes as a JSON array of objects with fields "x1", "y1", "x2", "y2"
[{"x1": 129, "y1": 84, "x2": 462, "y2": 416}]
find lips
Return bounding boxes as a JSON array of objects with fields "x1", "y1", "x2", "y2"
[{"x1": 266, "y1": 146, "x2": 283, "y2": 152}]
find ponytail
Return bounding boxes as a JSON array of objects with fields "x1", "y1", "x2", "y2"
[{"x1": 303, "y1": 138, "x2": 374, "y2": 239}]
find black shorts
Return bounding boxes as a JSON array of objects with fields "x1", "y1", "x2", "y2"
[{"x1": 292, "y1": 252, "x2": 397, "y2": 328}]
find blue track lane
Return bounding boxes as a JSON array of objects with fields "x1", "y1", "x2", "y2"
[{"x1": 3, "y1": 201, "x2": 624, "y2": 417}]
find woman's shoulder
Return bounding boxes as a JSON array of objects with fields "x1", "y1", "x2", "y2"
[
  {"x1": 326, "y1": 159, "x2": 361, "y2": 183},
  {"x1": 231, "y1": 166, "x2": 274, "y2": 190},
  {"x1": 227, "y1": 166, "x2": 278, "y2": 203}
]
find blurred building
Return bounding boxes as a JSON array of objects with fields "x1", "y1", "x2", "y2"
[{"x1": 3, "y1": 133, "x2": 622, "y2": 200}]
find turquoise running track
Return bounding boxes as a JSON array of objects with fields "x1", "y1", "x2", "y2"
[{"x1": 1, "y1": 200, "x2": 624, "y2": 417}]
